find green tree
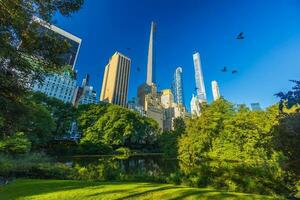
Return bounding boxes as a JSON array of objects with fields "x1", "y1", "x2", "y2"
[
  {"x1": 77, "y1": 104, "x2": 160, "y2": 151},
  {"x1": 178, "y1": 98, "x2": 234, "y2": 165},
  {"x1": 0, "y1": 0, "x2": 84, "y2": 136}
]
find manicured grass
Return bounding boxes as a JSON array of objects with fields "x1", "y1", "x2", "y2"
[{"x1": 0, "y1": 179, "x2": 283, "y2": 200}]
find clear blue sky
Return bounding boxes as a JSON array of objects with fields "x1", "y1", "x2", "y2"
[{"x1": 55, "y1": 0, "x2": 300, "y2": 110}]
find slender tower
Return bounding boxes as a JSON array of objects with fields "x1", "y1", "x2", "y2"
[
  {"x1": 193, "y1": 52, "x2": 206, "y2": 102},
  {"x1": 211, "y1": 80, "x2": 220, "y2": 101},
  {"x1": 146, "y1": 22, "x2": 157, "y2": 86},
  {"x1": 173, "y1": 67, "x2": 184, "y2": 105}
]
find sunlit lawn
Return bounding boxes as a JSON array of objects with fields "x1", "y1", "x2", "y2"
[{"x1": 0, "y1": 179, "x2": 283, "y2": 200}]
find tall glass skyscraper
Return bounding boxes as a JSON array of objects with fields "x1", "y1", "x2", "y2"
[
  {"x1": 173, "y1": 67, "x2": 184, "y2": 105},
  {"x1": 193, "y1": 52, "x2": 207, "y2": 102}
]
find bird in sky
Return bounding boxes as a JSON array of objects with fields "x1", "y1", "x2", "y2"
[
  {"x1": 236, "y1": 32, "x2": 244, "y2": 40},
  {"x1": 137, "y1": 67, "x2": 141, "y2": 71},
  {"x1": 232, "y1": 70, "x2": 238, "y2": 74},
  {"x1": 126, "y1": 47, "x2": 131, "y2": 50},
  {"x1": 221, "y1": 66, "x2": 227, "y2": 72}
]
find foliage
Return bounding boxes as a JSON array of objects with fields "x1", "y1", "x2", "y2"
[
  {"x1": 30, "y1": 92, "x2": 76, "y2": 137},
  {"x1": 159, "y1": 131, "x2": 178, "y2": 157},
  {"x1": 276, "y1": 80, "x2": 300, "y2": 111},
  {"x1": 177, "y1": 98, "x2": 294, "y2": 196},
  {"x1": 77, "y1": 103, "x2": 160, "y2": 150},
  {"x1": 0, "y1": 0, "x2": 83, "y2": 136},
  {"x1": 0, "y1": 132, "x2": 31, "y2": 154}
]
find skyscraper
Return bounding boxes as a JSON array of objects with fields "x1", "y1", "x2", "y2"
[
  {"x1": 190, "y1": 94, "x2": 201, "y2": 117},
  {"x1": 138, "y1": 21, "x2": 157, "y2": 108},
  {"x1": 193, "y1": 52, "x2": 206, "y2": 102},
  {"x1": 100, "y1": 52, "x2": 131, "y2": 107},
  {"x1": 146, "y1": 22, "x2": 157, "y2": 86},
  {"x1": 211, "y1": 80, "x2": 220, "y2": 101},
  {"x1": 173, "y1": 67, "x2": 184, "y2": 105},
  {"x1": 31, "y1": 17, "x2": 81, "y2": 103},
  {"x1": 32, "y1": 16, "x2": 81, "y2": 69},
  {"x1": 73, "y1": 74, "x2": 98, "y2": 107},
  {"x1": 251, "y1": 103, "x2": 262, "y2": 111}
]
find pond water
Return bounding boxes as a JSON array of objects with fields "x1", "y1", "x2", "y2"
[{"x1": 58, "y1": 154, "x2": 179, "y2": 179}]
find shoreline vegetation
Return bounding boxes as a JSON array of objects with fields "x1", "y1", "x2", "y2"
[{"x1": 0, "y1": 179, "x2": 283, "y2": 200}]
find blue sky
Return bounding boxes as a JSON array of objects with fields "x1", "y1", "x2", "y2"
[{"x1": 55, "y1": 0, "x2": 300, "y2": 110}]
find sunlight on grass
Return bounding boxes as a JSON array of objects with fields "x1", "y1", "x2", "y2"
[{"x1": 0, "y1": 179, "x2": 283, "y2": 200}]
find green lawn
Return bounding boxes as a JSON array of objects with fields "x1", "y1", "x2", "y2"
[{"x1": 0, "y1": 179, "x2": 283, "y2": 200}]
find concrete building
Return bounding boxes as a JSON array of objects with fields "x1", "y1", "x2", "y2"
[
  {"x1": 32, "y1": 70, "x2": 77, "y2": 103},
  {"x1": 146, "y1": 22, "x2": 157, "y2": 86},
  {"x1": 193, "y1": 52, "x2": 207, "y2": 102},
  {"x1": 211, "y1": 80, "x2": 220, "y2": 101},
  {"x1": 73, "y1": 74, "x2": 97, "y2": 107},
  {"x1": 190, "y1": 94, "x2": 201, "y2": 117},
  {"x1": 173, "y1": 67, "x2": 184, "y2": 105},
  {"x1": 161, "y1": 89, "x2": 174, "y2": 109},
  {"x1": 100, "y1": 52, "x2": 131, "y2": 107}
]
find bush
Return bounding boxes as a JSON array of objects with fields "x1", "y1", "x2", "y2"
[
  {"x1": 0, "y1": 132, "x2": 31, "y2": 154},
  {"x1": 78, "y1": 140, "x2": 113, "y2": 155},
  {"x1": 115, "y1": 147, "x2": 131, "y2": 156}
]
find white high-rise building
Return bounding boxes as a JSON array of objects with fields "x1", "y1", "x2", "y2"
[
  {"x1": 190, "y1": 94, "x2": 201, "y2": 117},
  {"x1": 193, "y1": 52, "x2": 206, "y2": 102},
  {"x1": 211, "y1": 80, "x2": 220, "y2": 101},
  {"x1": 33, "y1": 71, "x2": 76, "y2": 103}
]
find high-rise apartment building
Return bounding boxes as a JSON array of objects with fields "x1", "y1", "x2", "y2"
[
  {"x1": 32, "y1": 71, "x2": 77, "y2": 103},
  {"x1": 190, "y1": 94, "x2": 201, "y2": 117},
  {"x1": 100, "y1": 52, "x2": 131, "y2": 107},
  {"x1": 32, "y1": 16, "x2": 81, "y2": 69},
  {"x1": 73, "y1": 74, "x2": 97, "y2": 106},
  {"x1": 211, "y1": 80, "x2": 220, "y2": 101},
  {"x1": 193, "y1": 52, "x2": 206, "y2": 102},
  {"x1": 31, "y1": 17, "x2": 81, "y2": 103},
  {"x1": 146, "y1": 22, "x2": 157, "y2": 86},
  {"x1": 173, "y1": 67, "x2": 184, "y2": 105}
]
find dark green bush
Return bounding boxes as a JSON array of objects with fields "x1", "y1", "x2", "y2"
[{"x1": 0, "y1": 132, "x2": 31, "y2": 154}]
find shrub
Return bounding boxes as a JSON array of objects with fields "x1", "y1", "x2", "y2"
[
  {"x1": 115, "y1": 147, "x2": 131, "y2": 156},
  {"x1": 0, "y1": 132, "x2": 31, "y2": 154}
]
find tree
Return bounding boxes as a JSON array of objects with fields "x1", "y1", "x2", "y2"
[
  {"x1": 30, "y1": 92, "x2": 76, "y2": 137},
  {"x1": 0, "y1": 0, "x2": 84, "y2": 136},
  {"x1": 178, "y1": 98, "x2": 235, "y2": 164},
  {"x1": 77, "y1": 104, "x2": 160, "y2": 150},
  {"x1": 275, "y1": 80, "x2": 300, "y2": 111}
]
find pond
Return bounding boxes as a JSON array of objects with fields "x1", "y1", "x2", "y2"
[{"x1": 57, "y1": 154, "x2": 179, "y2": 180}]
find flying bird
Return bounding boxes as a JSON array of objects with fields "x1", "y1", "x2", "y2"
[
  {"x1": 126, "y1": 47, "x2": 131, "y2": 50},
  {"x1": 232, "y1": 70, "x2": 238, "y2": 74},
  {"x1": 137, "y1": 67, "x2": 141, "y2": 71},
  {"x1": 236, "y1": 32, "x2": 244, "y2": 40},
  {"x1": 221, "y1": 67, "x2": 227, "y2": 72}
]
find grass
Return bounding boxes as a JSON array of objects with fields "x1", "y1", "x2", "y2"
[{"x1": 0, "y1": 179, "x2": 283, "y2": 200}]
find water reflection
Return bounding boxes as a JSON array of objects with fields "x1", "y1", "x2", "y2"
[{"x1": 58, "y1": 154, "x2": 179, "y2": 180}]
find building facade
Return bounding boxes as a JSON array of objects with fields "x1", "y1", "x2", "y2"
[
  {"x1": 33, "y1": 71, "x2": 76, "y2": 103},
  {"x1": 251, "y1": 102, "x2": 262, "y2": 111},
  {"x1": 173, "y1": 67, "x2": 184, "y2": 105},
  {"x1": 31, "y1": 17, "x2": 81, "y2": 104},
  {"x1": 73, "y1": 74, "x2": 97, "y2": 106},
  {"x1": 211, "y1": 80, "x2": 220, "y2": 101},
  {"x1": 193, "y1": 52, "x2": 207, "y2": 102},
  {"x1": 100, "y1": 52, "x2": 131, "y2": 107},
  {"x1": 190, "y1": 94, "x2": 201, "y2": 117}
]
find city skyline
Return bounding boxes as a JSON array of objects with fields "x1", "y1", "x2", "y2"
[{"x1": 54, "y1": 0, "x2": 300, "y2": 110}]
